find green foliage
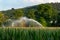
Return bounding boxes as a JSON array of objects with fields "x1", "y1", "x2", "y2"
[
  {"x1": 39, "y1": 17, "x2": 47, "y2": 27},
  {"x1": 57, "y1": 12, "x2": 60, "y2": 26},
  {"x1": 26, "y1": 9, "x2": 36, "y2": 19},
  {"x1": 0, "y1": 28, "x2": 60, "y2": 40},
  {"x1": 0, "y1": 12, "x2": 8, "y2": 26},
  {"x1": 37, "y1": 4, "x2": 57, "y2": 20},
  {"x1": 0, "y1": 12, "x2": 4, "y2": 23},
  {"x1": 11, "y1": 9, "x2": 24, "y2": 19},
  {"x1": 37, "y1": 4, "x2": 58, "y2": 26},
  {"x1": 1, "y1": 3, "x2": 59, "y2": 27}
]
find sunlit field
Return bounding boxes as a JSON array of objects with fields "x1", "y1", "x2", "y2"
[{"x1": 0, "y1": 27, "x2": 60, "y2": 40}]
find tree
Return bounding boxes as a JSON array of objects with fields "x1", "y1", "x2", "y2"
[
  {"x1": 0, "y1": 12, "x2": 8, "y2": 27},
  {"x1": 39, "y1": 17, "x2": 47, "y2": 27},
  {"x1": 27, "y1": 9, "x2": 36, "y2": 19},
  {"x1": 37, "y1": 4, "x2": 58, "y2": 26},
  {"x1": 57, "y1": 12, "x2": 60, "y2": 26},
  {"x1": 11, "y1": 9, "x2": 24, "y2": 19}
]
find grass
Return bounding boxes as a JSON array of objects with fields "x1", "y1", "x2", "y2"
[{"x1": 0, "y1": 27, "x2": 60, "y2": 40}]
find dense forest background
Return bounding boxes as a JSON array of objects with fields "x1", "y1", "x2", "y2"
[{"x1": 0, "y1": 3, "x2": 60, "y2": 27}]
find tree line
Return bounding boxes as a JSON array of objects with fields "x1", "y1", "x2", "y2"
[{"x1": 0, "y1": 3, "x2": 60, "y2": 27}]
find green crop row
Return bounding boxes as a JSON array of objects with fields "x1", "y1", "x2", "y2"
[{"x1": 0, "y1": 27, "x2": 60, "y2": 40}]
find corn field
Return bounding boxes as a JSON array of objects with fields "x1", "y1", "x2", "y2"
[{"x1": 0, "y1": 27, "x2": 60, "y2": 40}]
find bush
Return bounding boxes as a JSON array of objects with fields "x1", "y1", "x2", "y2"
[
  {"x1": 39, "y1": 17, "x2": 47, "y2": 27},
  {"x1": 0, "y1": 27, "x2": 60, "y2": 40}
]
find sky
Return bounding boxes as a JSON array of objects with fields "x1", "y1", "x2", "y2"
[{"x1": 0, "y1": 0, "x2": 60, "y2": 11}]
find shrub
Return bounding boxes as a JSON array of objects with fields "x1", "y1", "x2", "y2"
[{"x1": 39, "y1": 17, "x2": 47, "y2": 27}]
